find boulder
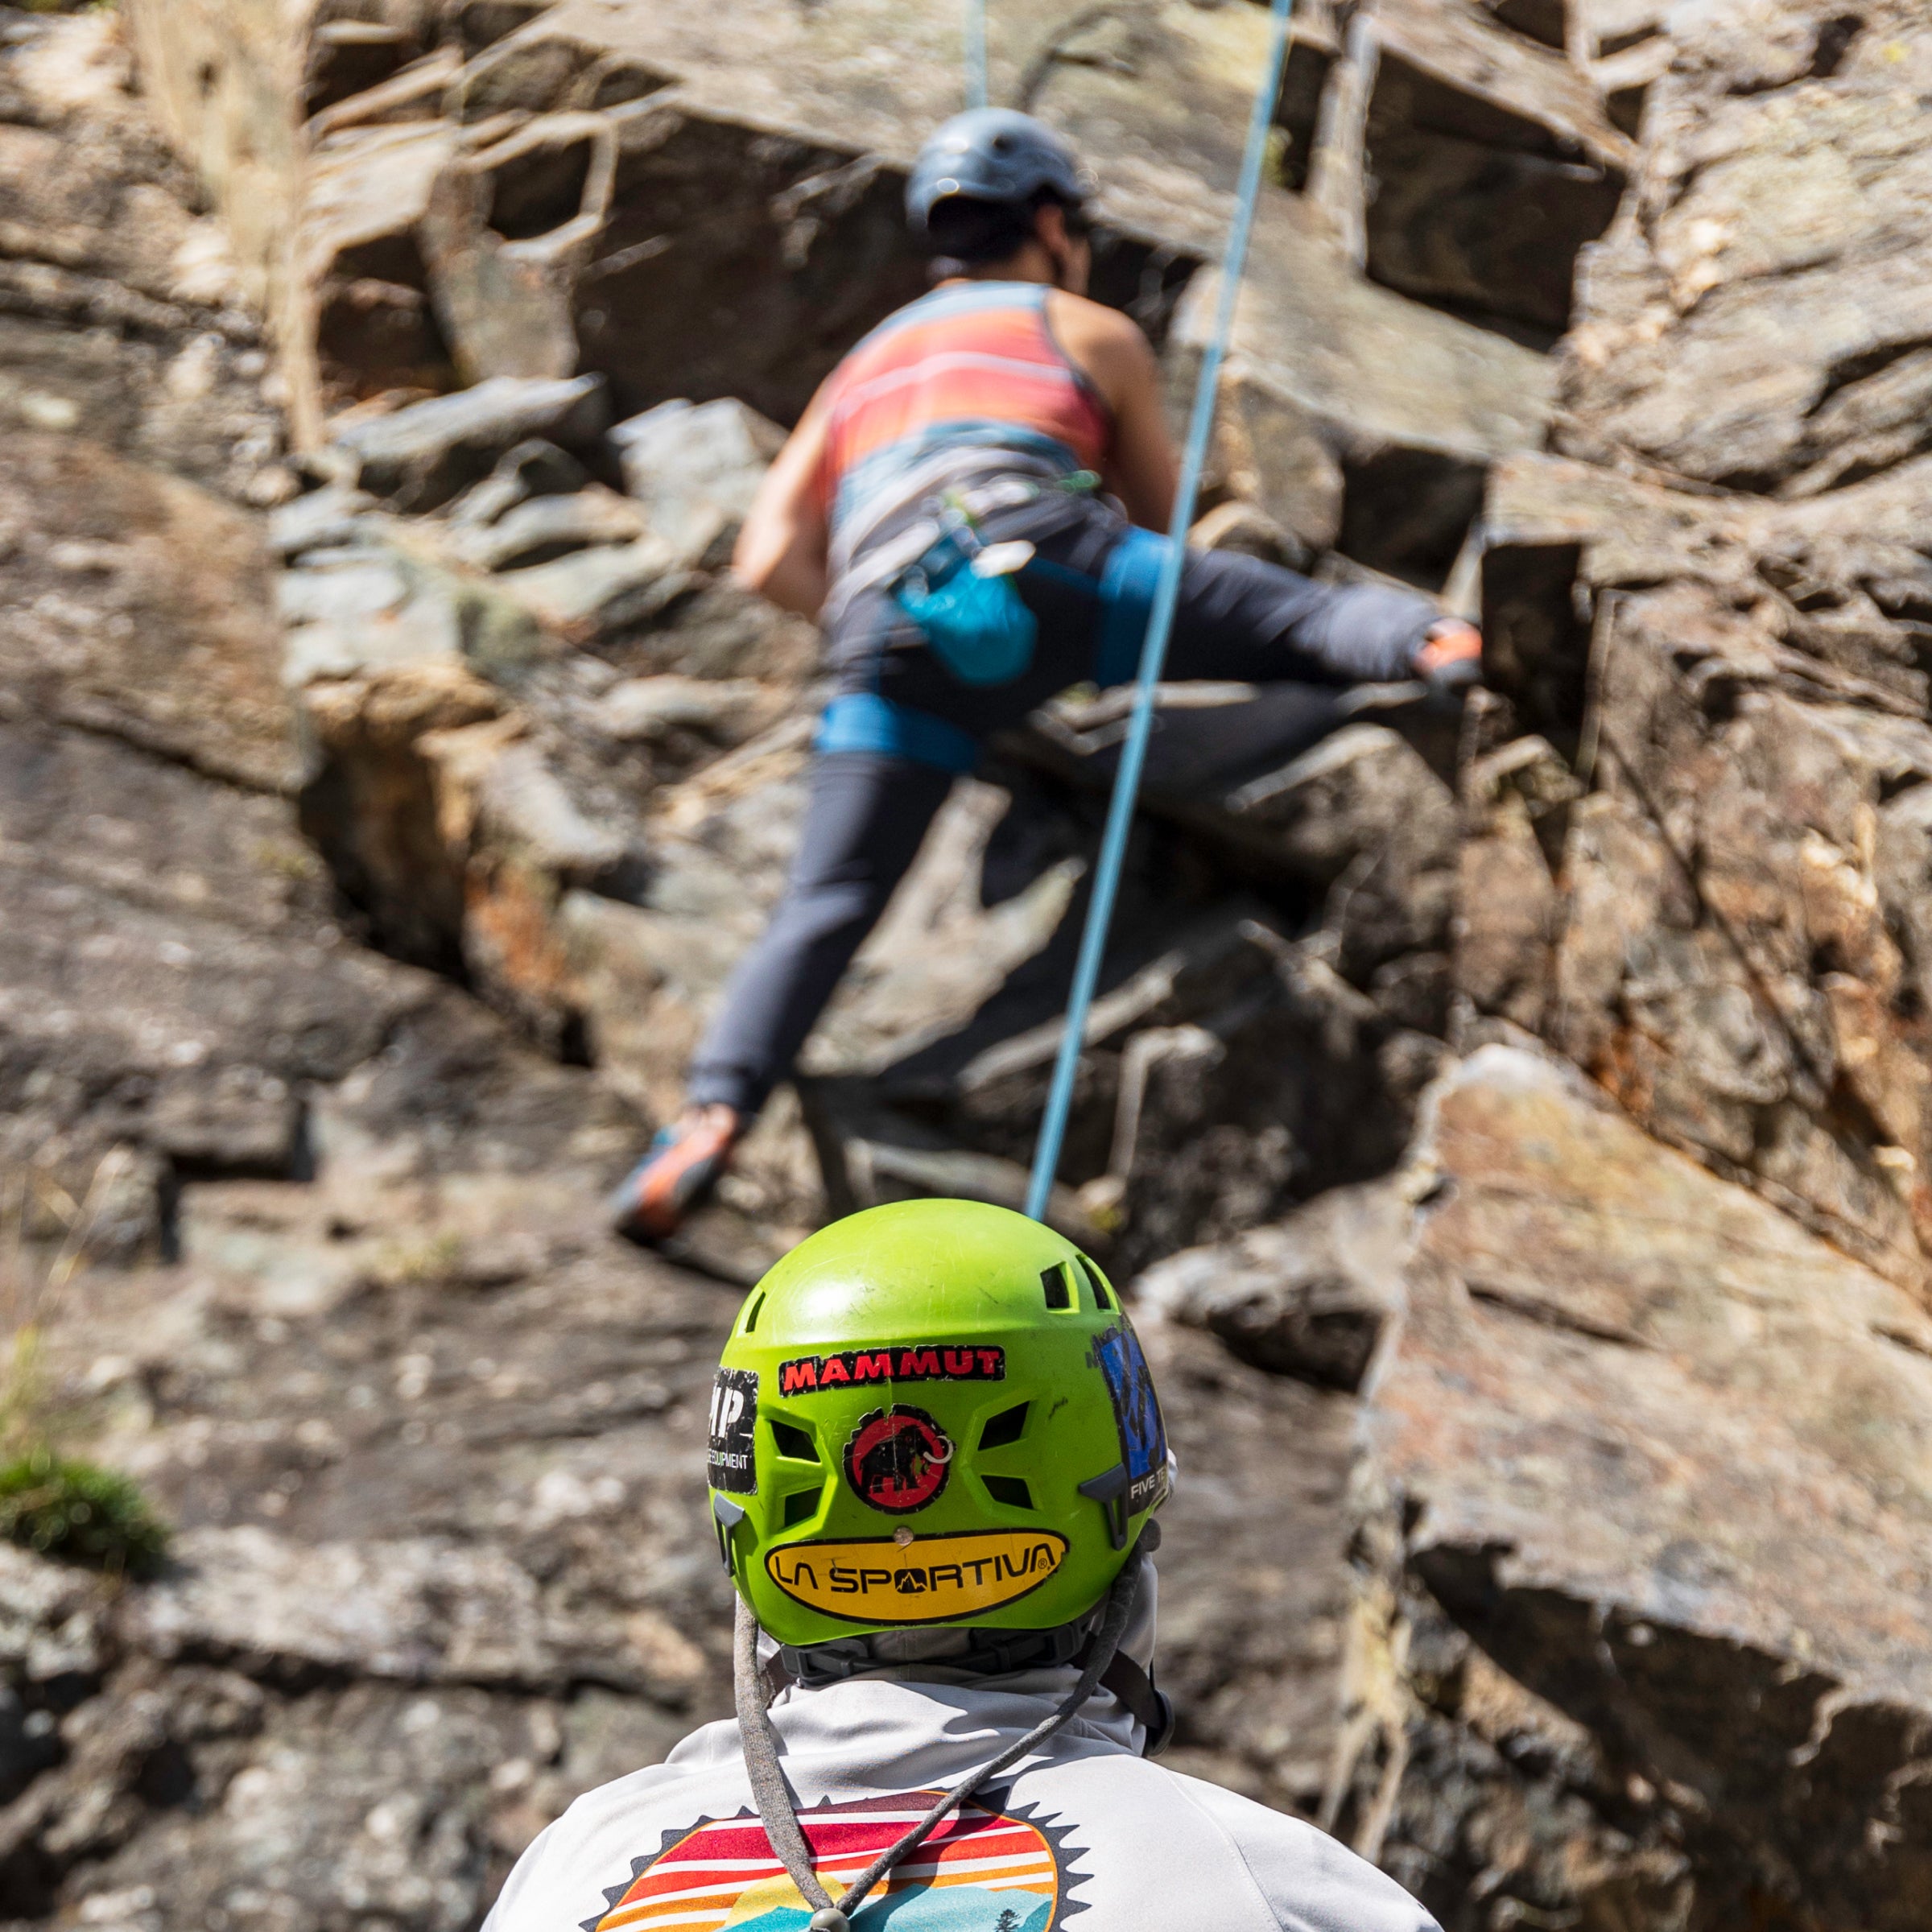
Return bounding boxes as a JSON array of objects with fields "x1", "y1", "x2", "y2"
[
  {"x1": 1451, "y1": 733, "x2": 1578, "y2": 1033},
  {"x1": 328, "y1": 374, "x2": 612, "y2": 510},
  {"x1": 1549, "y1": 582, "x2": 1932, "y2": 1289},
  {"x1": 492, "y1": 534, "x2": 687, "y2": 638},
  {"x1": 127, "y1": 1525, "x2": 672, "y2": 1694},
  {"x1": 1363, "y1": 0, "x2": 1633, "y2": 335},
  {"x1": 279, "y1": 522, "x2": 549, "y2": 687},
  {"x1": 1557, "y1": 0, "x2": 1932, "y2": 494},
  {"x1": 1015, "y1": 700, "x2": 1461, "y2": 980},
  {"x1": 0, "y1": 431, "x2": 294, "y2": 793},
  {"x1": 1174, "y1": 205, "x2": 1553, "y2": 580},
  {"x1": 446, "y1": 482, "x2": 646, "y2": 571},
  {"x1": 0, "y1": 717, "x2": 444, "y2": 1248},
  {"x1": 0, "y1": 11, "x2": 287, "y2": 503},
  {"x1": 610, "y1": 397, "x2": 784, "y2": 563},
  {"x1": 1356, "y1": 1045, "x2": 1932, "y2": 1929},
  {"x1": 1472, "y1": 440, "x2": 1932, "y2": 1296},
  {"x1": 1137, "y1": 1179, "x2": 1410, "y2": 1392}
]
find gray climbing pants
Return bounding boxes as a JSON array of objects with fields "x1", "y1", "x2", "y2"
[{"x1": 686, "y1": 507, "x2": 1438, "y2": 1119}]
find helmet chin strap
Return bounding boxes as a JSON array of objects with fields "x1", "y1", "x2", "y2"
[{"x1": 733, "y1": 1553, "x2": 1147, "y2": 1932}]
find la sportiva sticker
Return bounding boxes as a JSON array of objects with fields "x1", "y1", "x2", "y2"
[
  {"x1": 1089, "y1": 1319, "x2": 1168, "y2": 1515},
  {"x1": 765, "y1": 1527, "x2": 1070, "y2": 1624},
  {"x1": 707, "y1": 1367, "x2": 758, "y2": 1496},
  {"x1": 586, "y1": 1787, "x2": 1084, "y2": 1931},
  {"x1": 844, "y1": 1404, "x2": 952, "y2": 1513},
  {"x1": 778, "y1": 1344, "x2": 1004, "y2": 1396}
]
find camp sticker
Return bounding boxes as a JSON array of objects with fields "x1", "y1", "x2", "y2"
[{"x1": 766, "y1": 1527, "x2": 1070, "y2": 1624}]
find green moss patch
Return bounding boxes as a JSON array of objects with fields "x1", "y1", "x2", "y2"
[{"x1": 0, "y1": 1449, "x2": 169, "y2": 1576}]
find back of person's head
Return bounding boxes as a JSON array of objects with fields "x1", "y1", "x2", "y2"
[
  {"x1": 706, "y1": 1197, "x2": 1170, "y2": 1681},
  {"x1": 922, "y1": 185, "x2": 1086, "y2": 274},
  {"x1": 906, "y1": 108, "x2": 1095, "y2": 276}
]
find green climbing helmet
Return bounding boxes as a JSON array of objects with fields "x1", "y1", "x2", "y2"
[{"x1": 708, "y1": 1198, "x2": 1170, "y2": 1648}]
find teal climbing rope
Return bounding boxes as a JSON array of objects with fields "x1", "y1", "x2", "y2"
[
  {"x1": 1025, "y1": 0, "x2": 1298, "y2": 1224},
  {"x1": 965, "y1": 0, "x2": 989, "y2": 108}
]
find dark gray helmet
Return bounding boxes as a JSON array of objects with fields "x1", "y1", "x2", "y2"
[{"x1": 906, "y1": 109, "x2": 1092, "y2": 234}]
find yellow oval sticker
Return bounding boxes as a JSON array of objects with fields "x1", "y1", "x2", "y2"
[{"x1": 766, "y1": 1529, "x2": 1070, "y2": 1624}]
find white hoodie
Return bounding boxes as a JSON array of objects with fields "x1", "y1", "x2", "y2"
[{"x1": 485, "y1": 1579, "x2": 1439, "y2": 1932}]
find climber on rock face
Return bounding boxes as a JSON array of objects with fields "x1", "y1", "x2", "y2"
[
  {"x1": 486, "y1": 1198, "x2": 1443, "y2": 1932},
  {"x1": 607, "y1": 107, "x2": 1482, "y2": 1245}
]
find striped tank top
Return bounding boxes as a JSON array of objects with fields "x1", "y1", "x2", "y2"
[{"x1": 815, "y1": 281, "x2": 1112, "y2": 594}]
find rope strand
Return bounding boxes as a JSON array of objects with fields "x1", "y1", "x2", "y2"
[
  {"x1": 964, "y1": 0, "x2": 989, "y2": 109},
  {"x1": 1024, "y1": 0, "x2": 1298, "y2": 1223}
]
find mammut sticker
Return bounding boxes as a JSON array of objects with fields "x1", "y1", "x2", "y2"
[
  {"x1": 585, "y1": 1788, "x2": 1084, "y2": 1931},
  {"x1": 1090, "y1": 1320, "x2": 1168, "y2": 1515},
  {"x1": 707, "y1": 1367, "x2": 758, "y2": 1496},
  {"x1": 777, "y1": 1344, "x2": 1005, "y2": 1396},
  {"x1": 765, "y1": 1528, "x2": 1070, "y2": 1624},
  {"x1": 844, "y1": 1404, "x2": 952, "y2": 1513}
]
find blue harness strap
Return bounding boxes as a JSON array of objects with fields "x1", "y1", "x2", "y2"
[
  {"x1": 814, "y1": 691, "x2": 980, "y2": 775},
  {"x1": 1092, "y1": 526, "x2": 1174, "y2": 690}
]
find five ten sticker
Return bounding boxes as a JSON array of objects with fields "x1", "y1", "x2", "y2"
[
  {"x1": 778, "y1": 1344, "x2": 1004, "y2": 1396},
  {"x1": 844, "y1": 1405, "x2": 952, "y2": 1513},
  {"x1": 708, "y1": 1367, "x2": 758, "y2": 1496},
  {"x1": 1090, "y1": 1319, "x2": 1169, "y2": 1515},
  {"x1": 766, "y1": 1528, "x2": 1070, "y2": 1624}
]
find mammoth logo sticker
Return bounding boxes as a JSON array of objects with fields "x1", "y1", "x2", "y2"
[
  {"x1": 707, "y1": 1367, "x2": 758, "y2": 1496},
  {"x1": 766, "y1": 1528, "x2": 1070, "y2": 1624},
  {"x1": 844, "y1": 1405, "x2": 952, "y2": 1514},
  {"x1": 1089, "y1": 1320, "x2": 1169, "y2": 1516}
]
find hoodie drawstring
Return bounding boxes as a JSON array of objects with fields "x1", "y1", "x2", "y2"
[{"x1": 732, "y1": 1553, "x2": 1146, "y2": 1930}]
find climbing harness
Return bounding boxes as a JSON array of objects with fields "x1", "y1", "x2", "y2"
[
  {"x1": 1024, "y1": 0, "x2": 1299, "y2": 1221},
  {"x1": 733, "y1": 1552, "x2": 1147, "y2": 1932}
]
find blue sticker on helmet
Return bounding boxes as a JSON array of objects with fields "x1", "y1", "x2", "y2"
[{"x1": 1090, "y1": 1321, "x2": 1168, "y2": 1515}]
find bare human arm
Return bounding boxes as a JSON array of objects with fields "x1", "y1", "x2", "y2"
[
  {"x1": 1046, "y1": 290, "x2": 1179, "y2": 532},
  {"x1": 732, "y1": 387, "x2": 834, "y2": 618}
]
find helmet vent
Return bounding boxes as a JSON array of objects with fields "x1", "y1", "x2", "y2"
[
  {"x1": 1041, "y1": 1265, "x2": 1073, "y2": 1311},
  {"x1": 742, "y1": 1291, "x2": 766, "y2": 1333},
  {"x1": 978, "y1": 1402, "x2": 1030, "y2": 1449},
  {"x1": 770, "y1": 1419, "x2": 819, "y2": 1462},
  {"x1": 781, "y1": 1485, "x2": 823, "y2": 1528},
  {"x1": 982, "y1": 1475, "x2": 1034, "y2": 1509},
  {"x1": 1076, "y1": 1255, "x2": 1113, "y2": 1310}
]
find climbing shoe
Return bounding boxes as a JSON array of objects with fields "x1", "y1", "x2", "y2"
[
  {"x1": 609, "y1": 1111, "x2": 741, "y2": 1245},
  {"x1": 1414, "y1": 619, "x2": 1484, "y2": 697}
]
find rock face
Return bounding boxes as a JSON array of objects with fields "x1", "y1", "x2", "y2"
[
  {"x1": 11, "y1": 2, "x2": 1932, "y2": 1930},
  {"x1": 118, "y1": 0, "x2": 1630, "y2": 587},
  {"x1": 1375, "y1": 1047, "x2": 1932, "y2": 1930},
  {"x1": 1464, "y1": 3, "x2": 1932, "y2": 1294}
]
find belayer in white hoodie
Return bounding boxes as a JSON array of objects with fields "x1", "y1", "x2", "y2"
[{"x1": 487, "y1": 1200, "x2": 1439, "y2": 1932}]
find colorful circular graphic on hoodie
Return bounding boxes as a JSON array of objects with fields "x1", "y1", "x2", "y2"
[{"x1": 586, "y1": 1790, "x2": 1080, "y2": 1932}]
